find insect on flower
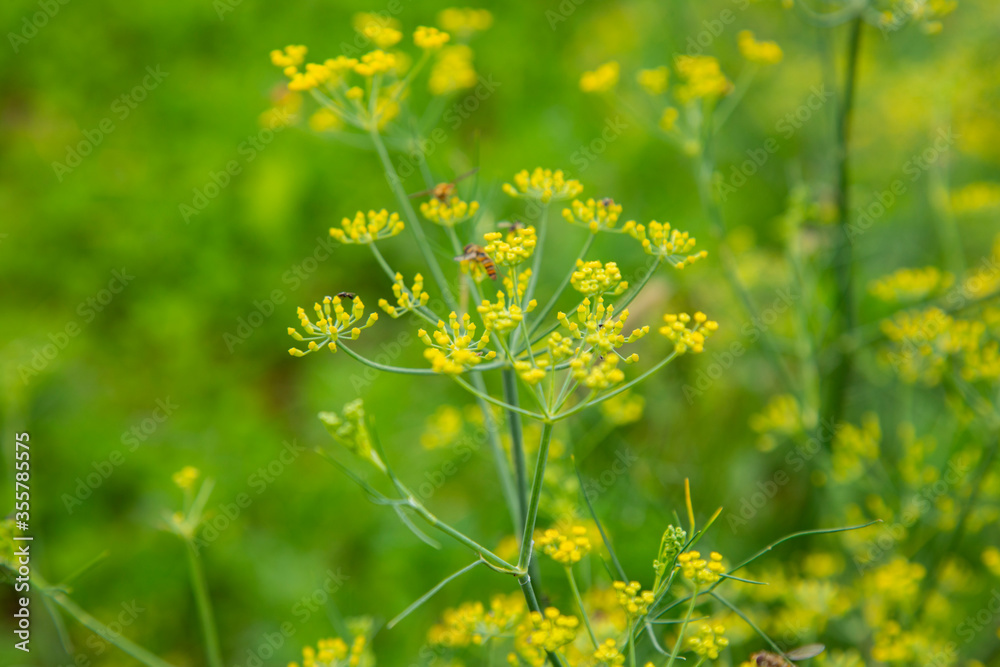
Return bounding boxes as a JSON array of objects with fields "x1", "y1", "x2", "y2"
[
  {"x1": 750, "y1": 644, "x2": 825, "y2": 667},
  {"x1": 454, "y1": 243, "x2": 497, "y2": 280},
  {"x1": 337, "y1": 291, "x2": 357, "y2": 300},
  {"x1": 408, "y1": 168, "x2": 479, "y2": 203},
  {"x1": 497, "y1": 218, "x2": 524, "y2": 231}
]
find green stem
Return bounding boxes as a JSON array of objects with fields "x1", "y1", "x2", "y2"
[
  {"x1": 185, "y1": 541, "x2": 224, "y2": 667},
  {"x1": 552, "y1": 351, "x2": 681, "y2": 421},
  {"x1": 518, "y1": 422, "x2": 554, "y2": 570},
  {"x1": 453, "y1": 376, "x2": 546, "y2": 420},
  {"x1": 528, "y1": 234, "x2": 595, "y2": 337},
  {"x1": 664, "y1": 585, "x2": 699, "y2": 667},
  {"x1": 567, "y1": 567, "x2": 599, "y2": 649},
  {"x1": 504, "y1": 369, "x2": 529, "y2": 527},
  {"x1": 405, "y1": 498, "x2": 522, "y2": 574},
  {"x1": 471, "y1": 372, "x2": 522, "y2": 535}
]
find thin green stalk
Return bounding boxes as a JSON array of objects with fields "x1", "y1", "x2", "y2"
[
  {"x1": 33, "y1": 572, "x2": 175, "y2": 667},
  {"x1": 664, "y1": 586, "x2": 699, "y2": 667},
  {"x1": 523, "y1": 204, "x2": 551, "y2": 308},
  {"x1": 405, "y1": 498, "x2": 523, "y2": 574},
  {"x1": 628, "y1": 620, "x2": 637, "y2": 667},
  {"x1": 504, "y1": 369, "x2": 529, "y2": 525},
  {"x1": 339, "y1": 344, "x2": 439, "y2": 375},
  {"x1": 552, "y1": 351, "x2": 681, "y2": 421},
  {"x1": 453, "y1": 376, "x2": 546, "y2": 420},
  {"x1": 388, "y1": 559, "x2": 482, "y2": 628},
  {"x1": 471, "y1": 373, "x2": 522, "y2": 535},
  {"x1": 528, "y1": 234, "x2": 595, "y2": 337},
  {"x1": 566, "y1": 567, "x2": 599, "y2": 649},
  {"x1": 186, "y1": 540, "x2": 224, "y2": 667},
  {"x1": 518, "y1": 422, "x2": 555, "y2": 570}
]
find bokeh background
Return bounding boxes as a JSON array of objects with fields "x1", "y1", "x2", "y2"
[{"x1": 3, "y1": 0, "x2": 1000, "y2": 665}]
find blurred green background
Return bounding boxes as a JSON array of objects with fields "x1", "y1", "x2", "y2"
[{"x1": 2, "y1": 0, "x2": 1000, "y2": 665}]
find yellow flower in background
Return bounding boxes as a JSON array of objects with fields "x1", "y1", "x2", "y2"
[
  {"x1": 437, "y1": 7, "x2": 493, "y2": 34},
  {"x1": 503, "y1": 168, "x2": 583, "y2": 203},
  {"x1": 353, "y1": 12, "x2": 403, "y2": 49},
  {"x1": 562, "y1": 197, "x2": 624, "y2": 233},
  {"x1": 429, "y1": 44, "x2": 477, "y2": 95},
  {"x1": 868, "y1": 267, "x2": 954, "y2": 303},
  {"x1": 637, "y1": 66, "x2": 669, "y2": 95},
  {"x1": 686, "y1": 621, "x2": 729, "y2": 659},
  {"x1": 674, "y1": 55, "x2": 731, "y2": 103},
  {"x1": 289, "y1": 635, "x2": 371, "y2": 667},
  {"x1": 420, "y1": 405, "x2": 464, "y2": 450},
  {"x1": 599, "y1": 390, "x2": 645, "y2": 425},
  {"x1": 749, "y1": 394, "x2": 803, "y2": 452},
  {"x1": 737, "y1": 30, "x2": 784, "y2": 65},
  {"x1": 483, "y1": 226, "x2": 537, "y2": 266},
  {"x1": 536, "y1": 526, "x2": 592, "y2": 565},
  {"x1": 580, "y1": 61, "x2": 619, "y2": 93},
  {"x1": 594, "y1": 638, "x2": 626, "y2": 666},
  {"x1": 570, "y1": 259, "x2": 628, "y2": 297},
  {"x1": 950, "y1": 182, "x2": 1000, "y2": 214},
  {"x1": 514, "y1": 607, "x2": 579, "y2": 666},
  {"x1": 420, "y1": 195, "x2": 479, "y2": 226},
  {"x1": 330, "y1": 209, "x2": 404, "y2": 244},
  {"x1": 308, "y1": 108, "x2": 342, "y2": 133},
  {"x1": 659, "y1": 106, "x2": 679, "y2": 132},
  {"x1": 378, "y1": 272, "x2": 429, "y2": 318},
  {"x1": 660, "y1": 312, "x2": 718, "y2": 355},
  {"x1": 414, "y1": 26, "x2": 451, "y2": 50},
  {"x1": 270, "y1": 45, "x2": 307, "y2": 68},
  {"x1": 428, "y1": 593, "x2": 524, "y2": 647},
  {"x1": 172, "y1": 466, "x2": 199, "y2": 490},
  {"x1": 354, "y1": 49, "x2": 397, "y2": 77},
  {"x1": 288, "y1": 295, "x2": 378, "y2": 356},
  {"x1": 831, "y1": 413, "x2": 881, "y2": 482}
]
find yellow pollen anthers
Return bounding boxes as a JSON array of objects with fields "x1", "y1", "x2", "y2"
[
  {"x1": 686, "y1": 621, "x2": 730, "y2": 659},
  {"x1": 554, "y1": 296, "x2": 648, "y2": 389},
  {"x1": 420, "y1": 195, "x2": 479, "y2": 226},
  {"x1": 353, "y1": 12, "x2": 403, "y2": 49},
  {"x1": 429, "y1": 44, "x2": 477, "y2": 95},
  {"x1": 677, "y1": 550, "x2": 725, "y2": 585},
  {"x1": 868, "y1": 267, "x2": 955, "y2": 303},
  {"x1": 172, "y1": 466, "x2": 200, "y2": 490},
  {"x1": 674, "y1": 55, "x2": 732, "y2": 103},
  {"x1": 571, "y1": 259, "x2": 628, "y2": 297},
  {"x1": 623, "y1": 219, "x2": 707, "y2": 268},
  {"x1": 378, "y1": 272, "x2": 429, "y2": 318},
  {"x1": 330, "y1": 209, "x2": 404, "y2": 244},
  {"x1": 535, "y1": 526, "x2": 592, "y2": 565},
  {"x1": 354, "y1": 49, "x2": 397, "y2": 77},
  {"x1": 318, "y1": 399, "x2": 385, "y2": 472},
  {"x1": 437, "y1": 8, "x2": 494, "y2": 34},
  {"x1": 270, "y1": 45, "x2": 308, "y2": 68},
  {"x1": 637, "y1": 66, "x2": 669, "y2": 95},
  {"x1": 503, "y1": 168, "x2": 584, "y2": 203},
  {"x1": 513, "y1": 607, "x2": 579, "y2": 667},
  {"x1": 483, "y1": 226, "x2": 538, "y2": 266},
  {"x1": 562, "y1": 197, "x2": 624, "y2": 233},
  {"x1": 580, "y1": 61, "x2": 620, "y2": 93},
  {"x1": 478, "y1": 271, "x2": 536, "y2": 334},
  {"x1": 418, "y1": 312, "x2": 495, "y2": 374},
  {"x1": 737, "y1": 30, "x2": 784, "y2": 65},
  {"x1": 594, "y1": 638, "x2": 626, "y2": 666},
  {"x1": 660, "y1": 312, "x2": 718, "y2": 354},
  {"x1": 612, "y1": 581, "x2": 655, "y2": 617},
  {"x1": 414, "y1": 26, "x2": 451, "y2": 50},
  {"x1": 287, "y1": 295, "x2": 378, "y2": 356}
]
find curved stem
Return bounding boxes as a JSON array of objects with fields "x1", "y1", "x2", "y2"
[
  {"x1": 403, "y1": 497, "x2": 522, "y2": 574},
  {"x1": 340, "y1": 344, "x2": 439, "y2": 375},
  {"x1": 185, "y1": 540, "x2": 224, "y2": 667}
]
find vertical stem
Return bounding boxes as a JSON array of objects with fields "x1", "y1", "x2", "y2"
[
  {"x1": 186, "y1": 541, "x2": 224, "y2": 667},
  {"x1": 664, "y1": 586, "x2": 699, "y2": 667},
  {"x1": 567, "y1": 567, "x2": 599, "y2": 649},
  {"x1": 472, "y1": 375, "x2": 522, "y2": 534},
  {"x1": 504, "y1": 369, "x2": 529, "y2": 526},
  {"x1": 518, "y1": 422, "x2": 554, "y2": 570}
]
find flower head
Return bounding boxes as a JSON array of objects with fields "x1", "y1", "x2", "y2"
[
  {"x1": 536, "y1": 526, "x2": 592, "y2": 565},
  {"x1": 869, "y1": 267, "x2": 954, "y2": 303},
  {"x1": 554, "y1": 297, "x2": 648, "y2": 389},
  {"x1": 674, "y1": 55, "x2": 731, "y2": 103},
  {"x1": 353, "y1": 13, "x2": 403, "y2": 49},
  {"x1": 483, "y1": 226, "x2": 537, "y2": 267},
  {"x1": 613, "y1": 580, "x2": 655, "y2": 617},
  {"x1": 330, "y1": 209, "x2": 404, "y2": 244},
  {"x1": 562, "y1": 197, "x2": 624, "y2": 233},
  {"x1": 686, "y1": 621, "x2": 730, "y2": 659},
  {"x1": 288, "y1": 295, "x2": 378, "y2": 356},
  {"x1": 172, "y1": 466, "x2": 200, "y2": 490},
  {"x1": 637, "y1": 66, "x2": 670, "y2": 95},
  {"x1": 580, "y1": 61, "x2": 620, "y2": 93},
  {"x1": 429, "y1": 45, "x2": 477, "y2": 95},
  {"x1": 737, "y1": 31, "x2": 784, "y2": 65},
  {"x1": 623, "y1": 220, "x2": 707, "y2": 267},
  {"x1": 677, "y1": 550, "x2": 725, "y2": 585},
  {"x1": 270, "y1": 45, "x2": 308, "y2": 68},
  {"x1": 571, "y1": 260, "x2": 628, "y2": 297},
  {"x1": 414, "y1": 26, "x2": 451, "y2": 50},
  {"x1": 418, "y1": 312, "x2": 496, "y2": 374},
  {"x1": 513, "y1": 607, "x2": 579, "y2": 666},
  {"x1": 289, "y1": 635, "x2": 372, "y2": 667},
  {"x1": 478, "y1": 271, "x2": 537, "y2": 334},
  {"x1": 318, "y1": 399, "x2": 385, "y2": 472},
  {"x1": 378, "y1": 273, "x2": 429, "y2": 318},
  {"x1": 659, "y1": 312, "x2": 718, "y2": 354},
  {"x1": 503, "y1": 168, "x2": 583, "y2": 203},
  {"x1": 437, "y1": 8, "x2": 494, "y2": 34},
  {"x1": 594, "y1": 638, "x2": 626, "y2": 666},
  {"x1": 420, "y1": 195, "x2": 479, "y2": 226},
  {"x1": 653, "y1": 525, "x2": 687, "y2": 591},
  {"x1": 354, "y1": 49, "x2": 397, "y2": 77}
]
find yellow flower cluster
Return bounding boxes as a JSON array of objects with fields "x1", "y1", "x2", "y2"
[
  {"x1": 599, "y1": 390, "x2": 645, "y2": 426},
  {"x1": 549, "y1": 297, "x2": 649, "y2": 389},
  {"x1": 437, "y1": 8, "x2": 494, "y2": 34},
  {"x1": 420, "y1": 195, "x2": 479, "y2": 226},
  {"x1": 613, "y1": 580, "x2": 655, "y2": 617},
  {"x1": 419, "y1": 405, "x2": 464, "y2": 450},
  {"x1": 536, "y1": 525, "x2": 592, "y2": 565},
  {"x1": 428, "y1": 593, "x2": 524, "y2": 647},
  {"x1": 868, "y1": 266, "x2": 954, "y2": 303},
  {"x1": 950, "y1": 182, "x2": 1000, "y2": 214},
  {"x1": 686, "y1": 621, "x2": 729, "y2": 659},
  {"x1": 172, "y1": 466, "x2": 199, "y2": 490},
  {"x1": 571, "y1": 260, "x2": 628, "y2": 297},
  {"x1": 330, "y1": 209, "x2": 404, "y2": 244},
  {"x1": 659, "y1": 312, "x2": 718, "y2": 354},
  {"x1": 678, "y1": 550, "x2": 725, "y2": 585},
  {"x1": 289, "y1": 635, "x2": 369, "y2": 667},
  {"x1": 831, "y1": 414, "x2": 881, "y2": 482},
  {"x1": 353, "y1": 12, "x2": 403, "y2": 49},
  {"x1": 562, "y1": 197, "x2": 624, "y2": 233},
  {"x1": 478, "y1": 271, "x2": 537, "y2": 334},
  {"x1": 674, "y1": 55, "x2": 732, "y2": 103},
  {"x1": 318, "y1": 399, "x2": 384, "y2": 472},
  {"x1": 414, "y1": 26, "x2": 451, "y2": 50},
  {"x1": 378, "y1": 273, "x2": 429, "y2": 318},
  {"x1": 637, "y1": 66, "x2": 669, "y2": 95},
  {"x1": 288, "y1": 295, "x2": 378, "y2": 356},
  {"x1": 623, "y1": 220, "x2": 707, "y2": 267},
  {"x1": 737, "y1": 31, "x2": 784, "y2": 65},
  {"x1": 270, "y1": 45, "x2": 308, "y2": 69},
  {"x1": 418, "y1": 312, "x2": 495, "y2": 374},
  {"x1": 503, "y1": 168, "x2": 584, "y2": 203},
  {"x1": 749, "y1": 394, "x2": 804, "y2": 452},
  {"x1": 355, "y1": 49, "x2": 397, "y2": 76},
  {"x1": 483, "y1": 226, "x2": 537, "y2": 266},
  {"x1": 513, "y1": 607, "x2": 579, "y2": 667},
  {"x1": 593, "y1": 638, "x2": 625, "y2": 666},
  {"x1": 429, "y1": 45, "x2": 477, "y2": 95},
  {"x1": 580, "y1": 61, "x2": 620, "y2": 93},
  {"x1": 659, "y1": 107, "x2": 679, "y2": 132}
]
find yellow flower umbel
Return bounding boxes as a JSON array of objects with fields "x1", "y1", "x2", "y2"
[
  {"x1": 478, "y1": 271, "x2": 537, "y2": 334},
  {"x1": 659, "y1": 312, "x2": 718, "y2": 354},
  {"x1": 869, "y1": 267, "x2": 954, "y2": 303},
  {"x1": 418, "y1": 312, "x2": 496, "y2": 374},
  {"x1": 831, "y1": 413, "x2": 881, "y2": 482},
  {"x1": 536, "y1": 526, "x2": 592, "y2": 565},
  {"x1": 378, "y1": 273, "x2": 429, "y2": 318},
  {"x1": 513, "y1": 607, "x2": 579, "y2": 667},
  {"x1": 353, "y1": 12, "x2": 403, "y2": 49},
  {"x1": 289, "y1": 635, "x2": 371, "y2": 667},
  {"x1": 613, "y1": 581, "x2": 655, "y2": 617},
  {"x1": 288, "y1": 295, "x2": 378, "y2": 356},
  {"x1": 686, "y1": 621, "x2": 730, "y2": 659},
  {"x1": 172, "y1": 466, "x2": 199, "y2": 490},
  {"x1": 554, "y1": 297, "x2": 649, "y2": 389},
  {"x1": 562, "y1": 197, "x2": 624, "y2": 233},
  {"x1": 420, "y1": 195, "x2": 479, "y2": 226},
  {"x1": 737, "y1": 31, "x2": 784, "y2": 65},
  {"x1": 580, "y1": 61, "x2": 620, "y2": 93},
  {"x1": 950, "y1": 182, "x2": 1000, "y2": 214},
  {"x1": 270, "y1": 45, "x2": 308, "y2": 69},
  {"x1": 677, "y1": 550, "x2": 725, "y2": 585},
  {"x1": 437, "y1": 8, "x2": 494, "y2": 35},
  {"x1": 594, "y1": 638, "x2": 626, "y2": 666},
  {"x1": 428, "y1": 593, "x2": 524, "y2": 647},
  {"x1": 674, "y1": 55, "x2": 732, "y2": 103},
  {"x1": 637, "y1": 66, "x2": 669, "y2": 95},
  {"x1": 354, "y1": 49, "x2": 397, "y2": 76},
  {"x1": 318, "y1": 399, "x2": 385, "y2": 472},
  {"x1": 429, "y1": 44, "x2": 477, "y2": 95},
  {"x1": 570, "y1": 260, "x2": 628, "y2": 297},
  {"x1": 483, "y1": 226, "x2": 538, "y2": 266},
  {"x1": 623, "y1": 220, "x2": 707, "y2": 267},
  {"x1": 503, "y1": 168, "x2": 584, "y2": 203},
  {"x1": 330, "y1": 209, "x2": 404, "y2": 244},
  {"x1": 414, "y1": 26, "x2": 451, "y2": 50}
]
